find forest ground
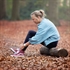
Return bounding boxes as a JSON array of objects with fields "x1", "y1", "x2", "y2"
[{"x1": 0, "y1": 20, "x2": 70, "y2": 70}]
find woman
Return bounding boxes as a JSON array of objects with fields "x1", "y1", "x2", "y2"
[{"x1": 11, "y1": 9, "x2": 60, "y2": 57}]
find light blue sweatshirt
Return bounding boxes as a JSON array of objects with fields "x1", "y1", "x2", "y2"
[{"x1": 29, "y1": 18, "x2": 60, "y2": 46}]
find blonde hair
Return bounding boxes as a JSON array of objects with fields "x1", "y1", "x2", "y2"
[{"x1": 31, "y1": 9, "x2": 46, "y2": 18}]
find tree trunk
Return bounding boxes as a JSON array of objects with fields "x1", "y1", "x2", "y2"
[
  {"x1": 40, "y1": 47, "x2": 68, "y2": 57},
  {"x1": 11, "y1": 0, "x2": 20, "y2": 20},
  {"x1": 47, "y1": 0, "x2": 60, "y2": 26},
  {"x1": 69, "y1": 0, "x2": 70, "y2": 7},
  {"x1": 0, "y1": 0, "x2": 6, "y2": 19},
  {"x1": 63, "y1": 0, "x2": 68, "y2": 7},
  {"x1": 49, "y1": 48, "x2": 68, "y2": 57},
  {"x1": 69, "y1": 0, "x2": 70, "y2": 21}
]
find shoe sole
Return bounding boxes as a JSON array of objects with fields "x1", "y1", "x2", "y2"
[
  {"x1": 11, "y1": 55, "x2": 24, "y2": 57},
  {"x1": 10, "y1": 48, "x2": 16, "y2": 53}
]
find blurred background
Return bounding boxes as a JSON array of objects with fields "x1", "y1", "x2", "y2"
[{"x1": 0, "y1": 0, "x2": 70, "y2": 25}]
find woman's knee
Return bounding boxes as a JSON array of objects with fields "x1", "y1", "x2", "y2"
[
  {"x1": 28, "y1": 30, "x2": 36, "y2": 35},
  {"x1": 28, "y1": 30, "x2": 34, "y2": 34}
]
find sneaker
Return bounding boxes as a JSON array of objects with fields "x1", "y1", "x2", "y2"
[
  {"x1": 11, "y1": 52, "x2": 24, "y2": 57},
  {"x1": 10, "y1": 48, "x2": 24, "y2": 57},
  {"x1": 10, "y1": 48, "x2": 21, "y2": 54}
]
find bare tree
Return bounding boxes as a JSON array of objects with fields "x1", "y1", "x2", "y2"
[
  {"x1": 47, "y1": 0, "x2": 60, "y2": 26},
  {"x1": 64, "y1": 0, "x2": 67, "y2": 6},
  {"x1": 0, "y1": 0, "x2": 6, "y2": 19},
  {"x1": 11, "y1": 0, "x2": 20, "y2": 20},
  {"x1": 69, "y1": 0, "x2": 70, "y2": 7},
  {"x1": 69, "y1": 0, "x2": 70, "y2": 21}
]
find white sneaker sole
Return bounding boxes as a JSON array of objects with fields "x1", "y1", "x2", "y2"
[
  {"x1": 10, "y1": 54, "x2": 24, "y2": 57},
  {"x1": 10, "y1": 48, "x2": 16, "y2": 53}
]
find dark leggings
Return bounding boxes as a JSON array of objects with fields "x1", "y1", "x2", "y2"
[
  {"x1": 24, "y1": 30, "x2": 36, "y2": 43},
  {"x1": 22, "y1": 30, "x2": 58, "y2": 51}
]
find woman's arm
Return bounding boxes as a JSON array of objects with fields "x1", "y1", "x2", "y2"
[{"x1": 20, "y1": 42, "x2": 31, "y2": 51}]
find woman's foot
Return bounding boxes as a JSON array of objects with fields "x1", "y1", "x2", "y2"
[
  {"x1": 10, "y1": 48, "x2": 24, "y2": 57},
  {"x1": 10, "y1": 48, "x2": 19, "y2": 54}
]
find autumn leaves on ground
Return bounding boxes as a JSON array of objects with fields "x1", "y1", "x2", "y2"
[{"x1": 0, "y1": 20, "x2": 70, "y2": 70}]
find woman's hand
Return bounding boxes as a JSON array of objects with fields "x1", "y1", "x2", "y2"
[{"x1": 20, "y1": 42, "x2": 31, "y2": 51}]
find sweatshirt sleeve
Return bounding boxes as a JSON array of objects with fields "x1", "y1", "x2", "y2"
[{"x1": 29, "y1": 23, "x2": 51, "y2": 45}]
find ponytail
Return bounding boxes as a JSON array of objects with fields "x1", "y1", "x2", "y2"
[
  {"x1": 31, "y1": 9, "x2": 46, "y2": 18},
  {"x1": 39, "y1": 10, "x2": 46, "y2": 18}
]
